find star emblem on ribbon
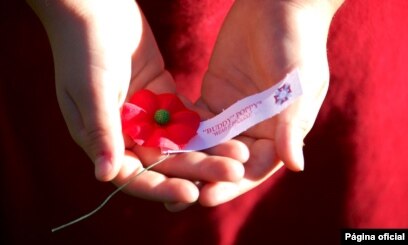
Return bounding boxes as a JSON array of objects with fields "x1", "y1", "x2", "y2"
[{"x1": 274, "y1": 83, "x2": 292, "y2": 105}]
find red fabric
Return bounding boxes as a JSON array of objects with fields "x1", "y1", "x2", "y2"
[{"x1": 1, "y1": 0, "x2": 408, "y2": 244}]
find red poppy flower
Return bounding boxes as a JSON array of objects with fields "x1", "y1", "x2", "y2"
[{"x1": 121, "y1": 89, "x2": 200, "y2": 150}]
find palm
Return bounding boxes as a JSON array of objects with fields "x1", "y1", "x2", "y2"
[
  {"x1": 30, "y1": 0, "x2": 247, "y2": 209},
  {"x1": 113, "y1": 11, "x2": 247, "y2": 208},
  {"x1": 201, "y1": 0, "x2": 335, "y2": 204}
]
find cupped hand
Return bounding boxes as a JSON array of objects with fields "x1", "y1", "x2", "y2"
[
  {"x1": 28, "y1": 0, "x2": 146, "y2": 181},
  {"x1": 27, "y1": 0, "x2": 247, "y2": 208},
  {"x1": 199, "y1": 0, "x2": 344, "y2": 206}
]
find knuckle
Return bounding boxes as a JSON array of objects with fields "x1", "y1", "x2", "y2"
[{"x1": 77, "y1": 125, "x2": 109, "y2": 158}]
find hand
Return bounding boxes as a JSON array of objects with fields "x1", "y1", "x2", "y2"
[
  {"x1": 200, "y1": 0, "x2": 344, "y2": 206},
  {"x1": 27, "y1": 0, "x2": 147, "y2": 180},
  {"x1": 116, "y1": 139, "x2": 248, "y2": 211},
  {"x1": 27, "y1": 0, "x2": 247, "y2": 209}
]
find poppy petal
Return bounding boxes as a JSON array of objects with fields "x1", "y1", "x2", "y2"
[
  {"x1": 121, "y1": 103, "x2": 151, "y2": 135},
  {"x1": 128, "y1": 89, "x2": 158, "y2": 117},
  {"x1": 144, "y1": 128, "x2": 180, "y2": 150},
  {"x1": 123, "y1": 122, "x2": 155, "y2": 146},
  {"x1": 170, "y1": 110, "x2": 201, "y2": 131},
  {"x1": 121, "y1": 103, "x2": 145, "y2": 123},
  {"x1": 166, "y1": 124, "x2": 197, "y2": 145},
  {"x1": 165, "y1": 111, "x2": 200, "y2": 145},
  {"x1": 122, "y1": 90, "x2": 201, "y2": 150},
  {"x1": 157, "y1": 93, "x2": 186, "y2": 113}
]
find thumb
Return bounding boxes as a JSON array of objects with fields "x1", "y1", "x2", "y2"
[
  {"x1": 275, "y1": 115, "x2": 307, "y2": 172},
  {"x1": 275, "y1": 69, "x2": 329, "y2": 172},
  {"x1": 57, "y1": 85, "x2": 125, "y2": 182}
]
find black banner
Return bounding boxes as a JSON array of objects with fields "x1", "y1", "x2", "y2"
[{"x1": 341, "y1": 229, "x2": 408, "y2": 244}]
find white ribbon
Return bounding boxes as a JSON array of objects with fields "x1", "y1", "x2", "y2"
[
  {"x1": 52, "y1": 69, "x2": 303, "y2": 232},
  {"x1": 165, "y1": 69, "x2": 302, "y2": 154}
]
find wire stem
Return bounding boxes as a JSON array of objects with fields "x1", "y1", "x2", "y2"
[{"x1": 51, "y1": 153, "x2": 170, "y2": 233}]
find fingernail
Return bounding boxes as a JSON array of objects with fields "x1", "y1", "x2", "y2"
[
  {"x1": 94, "y1": 156, "x2": 113, "y2": 181},
  {"x1": 293, "y1": 142, "x2": 305, "y2": 171},
  {"x1": 290, "y1": 130, "x2": 305, "y2": 171},
  {"x1": 164, "y1": 202, "x2": 193, "y2": 212}
]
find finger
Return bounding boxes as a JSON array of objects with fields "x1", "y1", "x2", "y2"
[
  {"x1": 164, "y1": 202, "x2": 194, "y2": 212},
  {"x1": 199, "y1": 162, "x2": 284, "y2": 206},
  {"x1": 164, "y1": 180, "x2": 203, "y2": 212},
  {"x1": 275, "y1": 115, "x2": 307, "y2": 172},
  {"x1": 274, "y1": 68, "x2": 329, "y2": 171},
  {"x1": 131, "y1": 146, "x2": 245, "y2": 182},
  {"x1": 112, "y1": 151, "x2": 199, "y2": 203},
  {"x1": 57, "y1": 81, "x2": 125, "y2": 182},
  {"x1": 198, "y1": 139, "x2": 283, "y2": 206},
  {"x1": 204, "y1": 139, "x2": 250, "y2": 163}
]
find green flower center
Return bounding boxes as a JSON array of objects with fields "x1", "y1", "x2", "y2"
[{"x1": 154, "y1": 109, "x2": 170, "y2": 125}]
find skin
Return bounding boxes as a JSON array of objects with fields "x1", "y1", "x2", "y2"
[
  {"x1": 27, "y1": 0, "x2": 344, "y2": 210},
  {"x1": 26, "y1": 0, "x2": 247, "y2": 211},
  {"x1": 199, "y1": 0, "x2": 344, "y2": 206}
]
